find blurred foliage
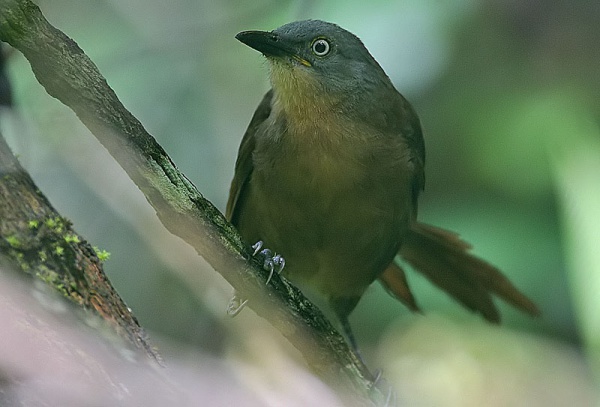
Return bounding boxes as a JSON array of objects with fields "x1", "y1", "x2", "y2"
[
  {"x1": 1, "y1": 0, "x2": 599, "y2": 399},
  {"x1": 378, "y1": 316, "x2": 598, "y2": 407}
]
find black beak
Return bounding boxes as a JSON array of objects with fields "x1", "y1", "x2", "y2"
[
  {"x1": 236, "y1": 30, "x2": 290, "y2": 58},
  {"x1": 236, "y1": 30, "x2": 311, "y2": 66}
]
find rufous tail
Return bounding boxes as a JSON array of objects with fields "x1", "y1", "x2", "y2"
[{"x1": 380, "y1": 222, "x2": 540, "y2": 322}]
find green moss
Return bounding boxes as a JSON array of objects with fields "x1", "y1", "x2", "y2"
[
  {"x1": 54, "y1": 245, "x2": 64, "y2": 256},
  {"x1": 44, "y1": 217, "x2": 57, "y2": 228},
  {"x1": 28, "y1": 219, "x2": 39, "y2": 229},
  {"x1": 44, "y1": 216, "x2": 65, "y2": 233},
  {"x1": 14, "y1": 251, "x2": 29, "y2": 271},
  {"x1": 64, "y1": 233, "x2": 80, "y2": 244},
  {"x1": 36, "y1": 269, "x2": 69, "y2": 297},
  {"x1": 6, "y1": 235, "x2": 21, "y2": 248},
  {"x1": 95, "y1": 248, "x2": 111, "y2": 262}
]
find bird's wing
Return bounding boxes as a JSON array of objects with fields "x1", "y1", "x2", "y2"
[
  {"x1": 226, "y1": 90, "x2": 273, "y2": 223},
  {"x1": 402, "y1": 98, "x2": 426, "y2": 204}
]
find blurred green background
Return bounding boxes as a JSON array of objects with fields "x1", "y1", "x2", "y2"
[{"x1": 1, "y1": 0, "x2": 599, "y2": 400}]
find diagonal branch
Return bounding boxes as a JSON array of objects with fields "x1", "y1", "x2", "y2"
[{"x1": 0, "y1": 0, "x2": 382, "y2": 404}]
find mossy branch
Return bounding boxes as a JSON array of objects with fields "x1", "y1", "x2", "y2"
[
  {"x1": 0, "y1": 0, "x2": 383, "y2": 404},
  {"x1": 0, "y1": 133, "x2": 160, "y2": 361}
]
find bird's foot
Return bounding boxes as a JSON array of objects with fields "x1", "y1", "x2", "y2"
[
  {"x1": 370, "y1": 369, "x2": 383, "y2": 388},
  {"x1": 251, "y1": 240, "x2": 285, "y2": 285},
  {"x1": 227, "y1": 241, "x2": 285, "y2": 317},
  {"x1": 226, "y1": 294, "x2": 248, "y2": 317},
  {"x1": 369, "y1": 369, "x2": 396, "y2": 407}
]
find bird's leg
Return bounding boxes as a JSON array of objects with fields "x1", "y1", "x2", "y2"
[
  {"x1": 333, "y1": 297, "x2": 399, "y2": 402},
  {"x1": 339, "y1": 313, "x2": 399, "y2": 404},
  {"x1": 227, "y1": 241, "x2": 285, "y2": 317},
  {"x1": 339, "y1": 314, "x2": 360, "y2": 355},
  {"x1": 331, "y1": 296, "x2": 362, "y2": 354}
]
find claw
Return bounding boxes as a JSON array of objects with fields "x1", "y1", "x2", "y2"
[
  {"x1": 370, "y1": 369, "x2": 383, "y2": 389},
  {"x1": 273, "y1": 254, "x2": 285, "y2": 274},
  {"x1": 251, "y1": 241, "x2": 263, "y2": 256},
  {"x1": 251, "y1": 242, "x2": 286, "y2": 286},
  {"x1": 369, "y1": 370, "x2": 397, "y2": 407},
  {"x1": 227, "y1": 295, "x2": 248, "y2": 317},
  {"x1": 384, "y1": 387, "x2": 396, "y2": 407},
  {"x1": 264, "y1": 260, "x2": 275, "y2": 285},
  {"x1": 228, "y1": 241, "x2": 282, "y2": 317},
  {"x1": 264, "y1": 253, "x2": 285, "y2": 285},
  {"x1": 259, "y1": 248, "x2": 272, "y2": 259}
]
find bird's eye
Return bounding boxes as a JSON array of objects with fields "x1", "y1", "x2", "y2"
[{"x1": 311, "y1": 38, "x2": 330, "y2": 56}]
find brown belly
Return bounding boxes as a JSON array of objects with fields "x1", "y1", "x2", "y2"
[{"x1": 236, "y1": 155, "x2": 411, "y2": 300}]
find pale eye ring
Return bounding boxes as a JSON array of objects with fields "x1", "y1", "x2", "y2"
[{"x1": 311, "y1": 38, "x2": 330, "y2": 56}]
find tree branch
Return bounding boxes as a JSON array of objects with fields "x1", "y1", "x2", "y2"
[
  {"x1": 0, "y1": 131, "x2": 160, "y2": 362},
  {"x1": 0, "y1": 0, "x2": 382, "y2": 404}
]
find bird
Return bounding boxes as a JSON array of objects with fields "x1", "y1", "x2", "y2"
[{"x1": 226, "y1": 19, "x2": 539, "y2": 351}]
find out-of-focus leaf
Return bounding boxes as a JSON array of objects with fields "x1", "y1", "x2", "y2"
[
  {"x1": 552, "y1": 124, "x2": 600, "y2": 384},
  {"x1": 467, "y1": 88, "x2": 594, "y2": 198},
  {"x1": 378, "y1": 316, "x2": 598, "y2": 407}
]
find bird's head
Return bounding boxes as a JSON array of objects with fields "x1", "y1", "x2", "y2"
[{"x1": 236, "y1": 20, "x2": 393, "y2": 118}]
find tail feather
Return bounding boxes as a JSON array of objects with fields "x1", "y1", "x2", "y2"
[
  {"x1": 380, "y1": 262, "x2": 420, "y2": 312},
  {"x1": 381, "y1": 222, "x2": 540, "y2": 322}
]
